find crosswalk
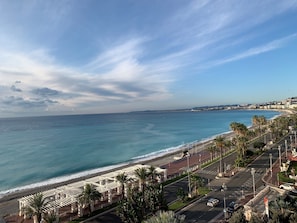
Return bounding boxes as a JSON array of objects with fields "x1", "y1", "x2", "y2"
[
  {"x1": 197, "y1": 169, "x2": 218, "y2": 177},
  {"x1": 197, "y1": 165, "x2": 268, "y2": 200},
  {"x1": 197, "y1": 167, "x2": 265, "y2": 178},
  {"x1": 228, "y1": 169, "x2": 265, "y2": 199}
]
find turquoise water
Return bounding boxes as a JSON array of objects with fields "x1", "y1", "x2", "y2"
[{"x1": 0, "y1": 110, "x2": 280, "y2": 195}]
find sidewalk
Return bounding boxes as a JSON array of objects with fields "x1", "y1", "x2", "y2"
[{"x1": 262, "y1": 152, "x2": 287, "y2": 187}]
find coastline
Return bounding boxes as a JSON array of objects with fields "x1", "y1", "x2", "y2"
[
  {"x1": 0, "y1": 109, "x2": 285, "y2": 217},
  {"x1": 0, "y1": 128, "x2": 235, "y2": 200},
  {"x1": 0, "y1": 128, "x2": 236, "y2": 219}
]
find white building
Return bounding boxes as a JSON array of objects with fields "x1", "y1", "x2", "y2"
[{"x1": 18, "y1": 164, "x2": 167, "y2": 221}]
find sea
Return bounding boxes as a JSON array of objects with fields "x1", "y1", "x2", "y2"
[{"x1": 0, "y1": 109, "x2": 280, "y2": 197}]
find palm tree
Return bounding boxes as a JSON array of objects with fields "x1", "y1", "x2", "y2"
[
  {"x1": 43, "y1": 212, "x2": 57, "y2": 223},
  {"x1": 176, "y1": 187, "x2": 186, "y2": 202},
  {"x1": 252, "y1": 115, "x2": 267, "y2": 136},
  {"x1": 214, "y1": 136, "x2": 225, "y2": 176},
  {"x1": 224, "y1": 139, "x2": 233, "y2": 154},
  {"x1": 116, "y1": 172, "x2": 130, "y2": 198},
  {"x1": 207, "y1": 145, "x2": 217, "y2": 161},
  {"x1": 269, "y1": 196, "x2": 292, "y2": 223},
  {"x1": 147, "y1": 166, "x2": 161, "y2": 184},
  {"x1": 143, "y1": 210, "x2": 185, "y2": 223},
  {"x1": 134, "y1": 167, "x2": 148, "y2": 192},
  {"x1": 228, "y1": 208, "x2": 247, "y2": 223},
  {"x1": 78, "y1": 183, "x2": 102, "y2": 215},
  {"x1": 236, "y1": 136, "x2": 248, "y2": 158},
  {"x1": 190, "y1": 174, "x2": 204, "y2": 196},
  {"x1": 24, "y1": 193, "x2": 49, "y2": 223},
  {"x1": 249, "y1": 213, "x2": 263, "y2": 223},
  {"x1": 230, "y1": 122, "x2": 248, "y2": 137},
  {"x1": 252, "y1": 115, "x2": 261, "y2": 135},
  {"x1": 117, "y1": 185, "x2": 168, "y2": 223},
  {"x1": 233, "y1": 136, "x2": 248, "y2": 167}
]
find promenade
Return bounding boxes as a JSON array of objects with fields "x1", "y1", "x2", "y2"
[
  {"x1": 2, "y1": 137, "x2": 230, "y2": 223},
  {"x1": 2, "y1": 130, "x2": 293, "y2": 223}
]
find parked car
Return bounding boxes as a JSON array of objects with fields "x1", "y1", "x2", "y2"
[
  {"x1": 207, "y1": 198, "x2": 220, "y2": 207},
  {"x1": 279, "y1": 183, "x2": 295, "y2": 191},
  {"x1": 227, "y1": 201, "x2": 241, "y2": 213},
  {"x1": 288, "y1": 189, "x2": 297, "y2": 197}
]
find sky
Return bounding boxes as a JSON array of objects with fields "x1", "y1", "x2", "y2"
[{"x1": 1, "y1": 0, "x2": 297, "y2": 117}]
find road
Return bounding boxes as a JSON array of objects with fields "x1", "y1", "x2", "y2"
[
  {"x1": 178, "y1": 133, "x2": 293, "y2": 223},
  {"x1": 85, "y1": 133, "x2": 293, "y2": 223}
]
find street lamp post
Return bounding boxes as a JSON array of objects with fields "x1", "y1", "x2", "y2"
[
  {"x1": 251, "y1": 168, "x2": 256, "y2": 198},
  {"x1": 221, "y1": 183, "x2": 227, "y2": 221},
  {"x1": 285, "y1": 140, "x2": 288, "y2": 158},
  {"x1": 269, "y1": 153, "x2": 273, "y2": 182},
  {"x1": 241, "y1": 186, "x2": 245, "y2": 199},
  {"x1": 187, "y1": 151, "x2": 191, "y2": 198},
  {"x1": 278, "y1": 146, "x2": 282, "y2": 171}
]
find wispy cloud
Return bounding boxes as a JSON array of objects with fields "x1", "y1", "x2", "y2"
[
  {"x1": 1, "y1": 0, "x2": 297, "y2": 116},
  {"x1": 0, "y1": 37, "x2": 172, "y2": 114},
  {"x1": 155, "y1": 0, "x2": 297, "y2": 71},
  {"x1": 204, "y1": 33, "x2": 297, "y2": 68}
]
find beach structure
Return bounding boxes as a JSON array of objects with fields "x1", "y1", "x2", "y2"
[
  {"x1": 244, "y1": 186, "x2": 285, "y2": 221},
  {"x1": 18, "y1": 164, "x2": 167, "y2": 220}
]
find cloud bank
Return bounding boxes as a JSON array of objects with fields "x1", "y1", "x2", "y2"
[{"x1": 0, "y1": 0, "x2": 297, "y2": 117}]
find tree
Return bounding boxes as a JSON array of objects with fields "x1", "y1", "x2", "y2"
[
  {"x1": 143, "y1": 211, "x2": 185, "y2": 223},
  {"x1": 24, "y1": 193, "x2": 49, "y2": 223},
  {"x1": 117, "y1": 194, "x2": 142, "y2": 223},
  {"x1": 289, "y1": 212, "x2": 297, "y2": 223},
  {"x1": 236, "y1": 136, "x2": 248, "y2": 158},
  {"x1": 214, "y1": 136, "x2": 225, "y2": 175},
  {"x1": 224, "y1": 139, "x2": 233, "y2": 154},
  {"x1": 190, "y1": 174, "x2": 203, "y2": 196},
  {"x1": 134, "y1": 167, "x2": 148, "y2": 192},
  {"x1": 207, "y1": 145, "x2": 217, "y2": 161},
  {"x1": 144, "y1": 185, "x2": 168, "y2": 214},
  {"x1": 117, "y1": 184, "x2": 167, "y2": 223},
  {"x1": 176, "y1": 187, "x2": 186, "y2": 202},
  {"x1": 228, "y1": 208, "x2": 247, "y2": 223},
  {"x1": 269, "y1": 196, "x2": 292, "y2": 223},
  {"x1": 43, "y1": 212, "x2": 58, "y2": 223},
  {"x1": 230, "y1": 122, "x2": 248, "y2": 137},
  {"x1": 147, "y1": 166, "x2": 161, "y2": 184},
  {"x1": 78, "y1": 183, "x2": 102, "y2": 215},
  {"x1": 116, "y1": 172, "x2": 130, "y2": 198},
  {"x1": 252, "y1": 115, "x2": 267, "y2": 136},
  {"x1": 249, "y1": 213, "x2": 263, "y2": 223}
]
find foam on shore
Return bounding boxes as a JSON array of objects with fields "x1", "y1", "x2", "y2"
[
  {"x1": 0, "y1": 162, "x2": 127, "y2": 199},
  {"x1": 0, "y1": 112, "x2": 281, "y2": 199}
]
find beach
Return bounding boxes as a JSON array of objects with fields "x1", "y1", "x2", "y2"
[
  {"x1": 0, "y1": 130, "x2": 233, "y2": 220},
  {"x1": 0, "y1": 109, "x2": 282, "y2": 220}
]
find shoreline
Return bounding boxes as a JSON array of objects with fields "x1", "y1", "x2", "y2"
[
  {"x1": 0, "y1": 128, "x2": 237, "y2": 220},
  {"x1": 0, "y1": 109, "x2": 285, "y2": 216},
  {"x1": 0, "y1": 129, "x2": 234, "y2": 201},
  {"x1": 0, "y1": 136, "x2": 211, "y2": 203}
]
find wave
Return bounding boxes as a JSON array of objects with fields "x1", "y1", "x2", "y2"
[
  {"x1": 131, "y1": 111, "x2": 281, "y2": 164},
  {"x1": 0, "y1": 162, "x2": 128, "y2": 198},
  {"x1": 0, "y1": 110, "x2": 280, "y2": 199},
  {"x1": 131, "y1": 145, "x2": 183, "y2": 162},
  {"x1": 131, "y1": 130, "x2": 234, "y2": 163}
]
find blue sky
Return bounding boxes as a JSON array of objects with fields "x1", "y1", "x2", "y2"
[{"x1": 1, "y1": 0, "x2": 297, "y2": 117}]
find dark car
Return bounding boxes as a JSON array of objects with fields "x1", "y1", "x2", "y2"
[
  {"x1": 288, "y1": 189, "x2": 297, "y2": 197},
  {"x1": 227, "y1": 201, "x2": 241, "y2": 213}
]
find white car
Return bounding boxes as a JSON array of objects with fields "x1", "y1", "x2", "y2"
[
  {"x1": 279, "y1": 183, "x2": 295, "y2": 191},
  {"x1": 207, "y1": 198, "x2": 220, "y2": 207}
]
